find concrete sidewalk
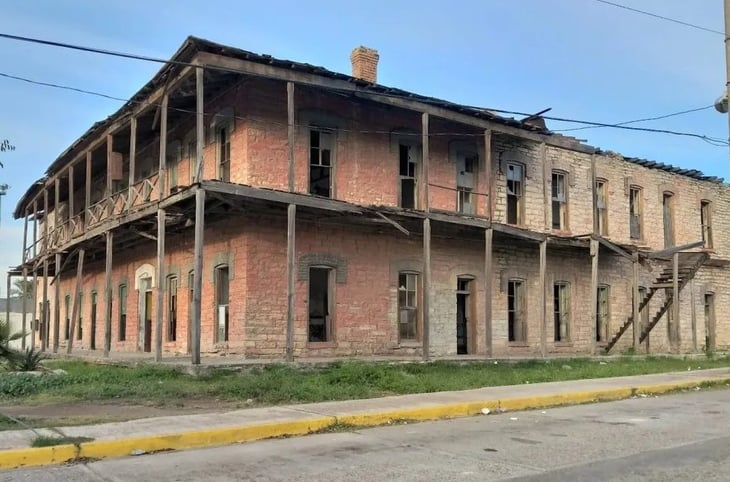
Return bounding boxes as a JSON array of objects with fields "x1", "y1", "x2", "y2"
[{"x1": 2, "y1": 367, "x2": 729, "y2": 470}]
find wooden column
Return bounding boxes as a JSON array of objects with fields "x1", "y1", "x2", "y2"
[
  {"x1": 285, "y1": 80, "x2": 296, "y2": 361},
  {"x1": 154, "y1": 93, "x2": 168, "y2": 363},
  {"x1": 54, "y1": 177, "x2": 60, "y2": 234},
  {"x1": 85, "y1": 152, "x2": 91, "y2": 227},
  {"x1": 191, "y1": 189, "x2": 205, "y2": 365},
  {"x1": 32, "y1": 200, "x2": 38, "y2": 259},
  {"x1": 155, "y1": 209, "x2": 166, "y2": 362},
  {"x1": 21, "y1": 267, "x2": 28, "y2": 350},
  {"x1": 68, "y1": 164, "x2": 74, "y2": 225},
  {"x1": 539, "y1": 239, "x2": 547, "y2": 357},
  {"x1": 632, "y1": 253, "x2": 640, "y2": 351},
  {"x1": 483, "y1": 129, "x2": 493, "y2": 219},
  {"x1": 31, "y1": 270, "x2": 38, "y2": 349},
  {"x1": 590, "y1": 154, "x2": 598, "y2": 234},
  {"x1": 5, "y1": 273, "x2": 11, "y2": 348},
  {"x1": 690, "y1": 277, "x2": 697, "y2": 352},
  {"x1": 195, "y1": 67, "x2": 204, "y2": 182},
  {"x1": 129, "y1": 118, "x2": 137, "y2": 206},
  {"x1": 589, "y1": 238, "x2": 599, "y2": 354},
  {"x1": 484, "y1": 227, "x2": 493, "y2": 357},
  {"x1": 21, "y1": 208, "x2": 28, "y2": 264},
  {"x1": 53, "y1": 252, "x2": 61, "y2": 353},
  {"x1": 43, "y1": 189, "x2": 49, "y2": 254},
  {"x1": 67, "y1": 249, "x2": 85, "y2": 354},
  {"x1": 41, "y1": 258, "x2": 48, "y2": 352},
  {"x1": 287, "y1": 82, "x2": 295, "y2": 191},
  {"x1": 286, "y1": 204, "x2": 296, "y2": 361},
  {"x1": 541, "y1": 143, "x2": 549, "y2": 229},
  {"x1": 421, "y1": 112, "x2": 430, "y2": 360},
  {"x1": 104, "y1": 231, "x2": 113, "y2": 357},
  {"x1": 672, "y1": 252, "x2": 680, "y2": 351}
]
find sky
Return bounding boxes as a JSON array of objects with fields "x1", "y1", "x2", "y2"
[{"x1": 0, "y1": 0, "x2": 727, "y2": 295}]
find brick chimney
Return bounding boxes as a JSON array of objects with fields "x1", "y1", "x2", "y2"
[{"x1": 350, "y1": 46, "x2": 379, "y2": 83}]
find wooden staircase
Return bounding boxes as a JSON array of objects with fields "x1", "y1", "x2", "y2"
[{"x1": 605, "y1": 252, "x2": 708, "y2": 353}]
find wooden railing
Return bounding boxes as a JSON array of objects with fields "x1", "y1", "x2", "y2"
[{"x1": 34, "y1": 173, "x2": 162, "y2": 256}]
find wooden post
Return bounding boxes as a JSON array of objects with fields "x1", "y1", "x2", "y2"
[
  {"x1": 53, "y1": 252, "x2": 61, "y2": 353},
  {"x1": 32, "y1": 200, "x2": 38, "y2": 259},
  {"x1": 484, "y1": 227, "x2": 493, "y2": 357},
  {"x1": 54, "y1": 177, "x2": 60, "y2": 241},
  {"x1": 159, "y1": 94, "x2": 168, "y2": 197},
  {"x1": 31, "y1": 270, "x2": 38, "y2": 349},
  {"x1": 287, "y1": 81, "x2": 295, "y2": 192},
  {"x1": 85, "y1": 152, "x2": 91, "y2": 227},
  {"x1": 690, "y1": 277, "x2": 697, "y2": 352},
  {"x1": 68, "y1": 164, "x2": 74, "y2": 226},
  {"x1": 590, "y1": 238, "x2": 599, "y2": 354},
  {"x1": 67, "y1": 249, "x2": 85, "y2": 354},
  {"x1": 104, "y1": 231, "x2": 113, "y2": 357},
  {"x1": 422, "y1": 218, "x2": 431, "y2": 360},
  {"x1": 21, "y1": 209, "x2": 28, "y2": 264},
  {"x1": 672, "y1": 252, "x2": 680, "y2": 351},
  {"x1": 195, "y1": 67, "x2": 204, "y2": 183},
  {"x1": 541, "y1": 143, "x2": 549, "y2": 229},
  {"x1": 128, "y1": 117, "x2": 137, "y2": 207},
  {"x1": 43, "y1": 188, "x2": 49, "y2": 255},
  {"x1": 5, "y1": 273, "x2": 11, "y2": 348},
  {"x1": 41, "y1": 258, "x2": 48, "y2": 352},
  {"x1": 539, "y1": 239, "x2": 547, "y2": 357},
  {"x1": 421, "y1": 112, "x2": 430, "y2": 361},
  {"x1": 591, "y1": 154, "x2": 598, "y2": 234},
  {"x1": 286, "y1": 203, "x2": 296, "y2": 361},
  {"x1": 155, "y1": 208, "x2": 166, "y2": 362},
  {"x1": 191, "y1": 189, "x2": 205, "y2": 365},
  {"x1": 21, "y1": 266, "x2": 28, "y2": 350},
  {"x1": 483, "y1": 129, "x2": 492, "y2": 219},
  {"x1": 632, "y1": 253, "x2": 640, "y2": 351}
]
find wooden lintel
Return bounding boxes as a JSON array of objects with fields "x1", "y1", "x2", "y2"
[{"x1": 375, "y1": 211, "x2": 409, "y2": 236}]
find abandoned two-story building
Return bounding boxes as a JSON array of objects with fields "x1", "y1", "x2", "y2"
[{"x1": 10, "y1": 37, "x2": 729, "y2": 363}]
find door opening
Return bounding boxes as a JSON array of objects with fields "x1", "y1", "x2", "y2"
[{"x1": 456, "y1": 278, "x2": 472, "y2": 355}]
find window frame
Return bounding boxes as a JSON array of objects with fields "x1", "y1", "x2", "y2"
[
  {"x1": 118, "y1": 284, "x2": 127, "y2": 341},
  {"x1": 307, "y1": 266, "x2": 335, "y2": 343},
  {"x1": 167, "y1": 275, "x2": 178, "y2": 342},
  {"x1": 596, "y1": 284, "x2": 610, "y2": 343},
  {"x1": 397, "y1": 271, "x2": 420, "y2": 342},
  {"x1": 595, "y1": 179, "x2": 608, "y2": 236},
  {"x1": 507, "y1": 279, "x2": 527, "y2": 343},
  {"x1": 455, "y1": 151, "x2": 478, "y2": 215},
  {"x1": 64, "y1": 294, "x2": 71, "y2": 341},
  {"x1": 629, "y1": 186, "x2": 643, "y2": 240},
  {"x1": 398, "y1": 143, "x2": 420, "y2": 209},
  {"x1": 663, "y1": 192, "x2": 675, "y2": 248},
  {"x1": 506, "y1": 162, "x2": 524, "y2": 225},
  {"x1": 701, "y1": 200, "x2": 713, "y2": 249},
  {"x1": 551, "y1": 170, "x2": 568, "y2": 231},
  {"x1": 553, "y1": 281, "x2": 571, "y2": 342},
  {"x1": 308, "y1": 128, "x2": 335, "y2": 198},
  {"x1": 214, "y1": 265, "x2": 230, "y2": 343},
  {"x1": 216, "y1": 125, "x2": 231, "y2": 182}
]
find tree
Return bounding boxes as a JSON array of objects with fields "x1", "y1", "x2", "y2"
[
  {"x1": 0, "y1": 319, "x2": 23, "y2": 365},
  {"x1": 0, "y1": 139, "x2": 14, "y2": 168},
  {"x1": 11, "y1": 279, "x2": 34, "y2": 300}
]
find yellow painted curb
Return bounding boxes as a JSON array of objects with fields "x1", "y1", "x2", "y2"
[{"x1": 1, "y1": 377, "x2": 728, "y2": 471}]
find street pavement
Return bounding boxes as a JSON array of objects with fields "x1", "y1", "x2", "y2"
[{"x1": 3, "y1": 388, "x2": 730, "y2": 481}]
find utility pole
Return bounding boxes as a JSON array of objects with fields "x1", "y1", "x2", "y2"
[{"x1": 725, "y1": 0, "x2": 730, "y2": 162}]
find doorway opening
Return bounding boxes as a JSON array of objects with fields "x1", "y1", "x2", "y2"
[
  {"x1": 139, "y1": 277, "x2": 152, "y2": 352},
  {"x1": 456, "y1": 278, "x2": 472, "y2": 355}
]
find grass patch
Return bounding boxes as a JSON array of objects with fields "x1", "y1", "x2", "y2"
[
  {"x1": 30, "y1": 435, "x2": 94, "y2": 447},
  {"x1": 1, "y1": 356, "x2": 729, "y2": 408}
]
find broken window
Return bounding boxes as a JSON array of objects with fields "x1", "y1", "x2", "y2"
[
  {"x1": 118, "y1": 284, "x2": 127, "y2": 341},
  {"x1": 399, "y1": 144, "x2": 418, "y2": 209},
  {"x1": 456, "y1": 153, "x2": 477, "y2": 214},
  {"x1": 309, "y1": 130, "x2": 334, "y2": 197},
  {"x1": 596, "y1": 285, "x2": 610, "y2": 342},
  {"x1": 553, "y1": 282, "x2": 570, "y2": 342},
  {"x1": 217, "y1": 127, "x2": 231, "y2": 182},
  {"x1": 508, "y1": 279, "x2": 526, "y2": 342},
  {"x1": 551, "y1": 171, "x2": 567, "y2": 230},
  {"x1": 595, "y1": 180, "x2": 608, "y2": 236},
  {"x1": 214, "y1": 266, "x2": 229, "y2": 343},
  {"x1": 64, "y1": 294, "x2": 70, "y2": 341},
  {"x1": 663, "y1": 192, "x2": 674, "y2": 248},
  {"x1": 398, "y1": 272, "x2": 419, "y2": 341},
  {"x1": 308, "y1": 267, "x2": 334, "y2": 342},
  {"x1": 701, "y1": 200, "x2": 713, "y2": 249},
  {"x1": 77, "y1": 293, "x2": 83, "y2": 340},
  {"x1": 167, "y1": 276, "x2": 178, "y2": 342},
  {"x1": 629, "y1": 187, "x2": 642, "y2": 240},
  {"x1": 506, "y1": 163, "x2": 523, "y2": 225},
  {"x1": 704, "y1": 292, "x2": 715, "y2": 351},
  {"x1": 90, "y1": 291, "x2": 97, "y2": 350}
]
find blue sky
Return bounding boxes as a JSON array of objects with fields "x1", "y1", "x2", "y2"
[{"x1": 0, "y1": 0, "x2": 726, "y2": 295}]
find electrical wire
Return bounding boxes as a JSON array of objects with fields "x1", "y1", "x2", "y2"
[
  {"x1": 0, "y1": 31, "x2": 726, "y2": 145},
  {"x1": 592, "y1": 0, "x2": 724, "y2": 36}
]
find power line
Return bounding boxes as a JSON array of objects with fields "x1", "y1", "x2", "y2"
[
  {"x1": 592, "y1": 0, "x2": 724, "y2": 36},
  {"x1": 0, "y1": 69, "x2": 726, "y2": 146},
  {"x1": 553, "y1": 105, "x2": 714, "y2": 132}
]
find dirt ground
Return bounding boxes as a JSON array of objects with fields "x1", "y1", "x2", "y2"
[{"x1": 0, "y1": 399, "x2": 242, "y2": 430}]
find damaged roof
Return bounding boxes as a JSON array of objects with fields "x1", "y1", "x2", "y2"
[{"x1": 14, "y1": 36, "x2": 724, "y2": 218}]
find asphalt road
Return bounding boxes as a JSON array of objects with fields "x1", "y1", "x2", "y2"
[{"x1": 3, "y1": 388, "x2": 730, "y2": 481}]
